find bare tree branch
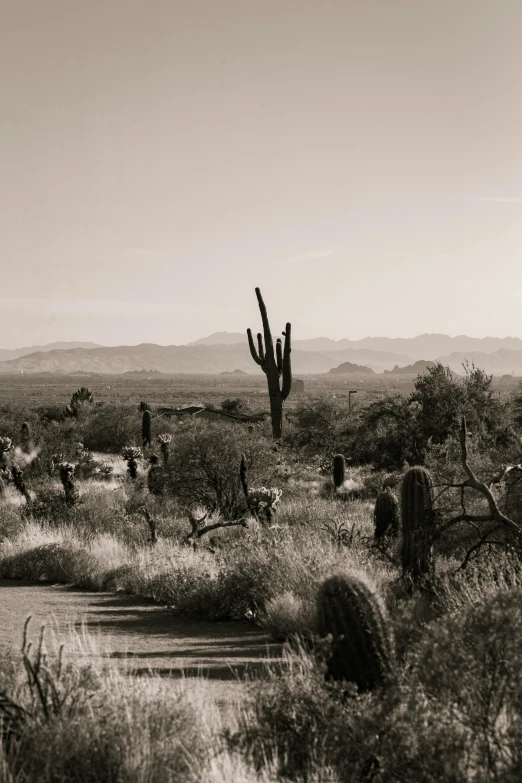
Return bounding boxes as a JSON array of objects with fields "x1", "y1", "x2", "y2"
[{"x1": 185, "y1": 510, "x2": 248, "y2": 549}]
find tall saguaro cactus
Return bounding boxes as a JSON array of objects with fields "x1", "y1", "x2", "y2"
[{"x1": 247, "y1": 288, "x2": 291, "y2": 439}]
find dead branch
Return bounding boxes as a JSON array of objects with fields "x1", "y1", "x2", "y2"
[
  {"x1": 458, "y1": 417, "x2": 521, "y2": 538},
  {"x1": 185, "y1": 510, "x2": 248, "y2": 550}
]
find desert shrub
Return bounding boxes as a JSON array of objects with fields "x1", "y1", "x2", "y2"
[
  {"x1": 81, "y1": 403, "x2": 141, "y2": 453},
  {"x1": 411, "y1": 588, "x2": 522, "y2": 781},
  {"x1": 228, "y1": 651, "x2": 351, "y2": 779},
  {"x1": 0, "y1": 542, "x2": 96, "y2": 585},
  {"x1": 164, "y1": 420, "x2": 277, "y2": 518},
  {"x1": 1, "y1": 627, "x2": 210, "y2": 783}
]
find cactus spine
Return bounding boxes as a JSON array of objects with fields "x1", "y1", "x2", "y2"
[
  {"x1": 317, "y1": 574, "x2": 395, "y2": 692},
  {"x1": 58, "y1": 462, "x2": 79, "y2": 506},
  {"x1": 142, "y1": 410, "x2": 152, "y2": 448},
  {"x1": 147, "y1": 453, "x2": 163, "y2": 495},
  {"x1": 158, "y1": 433, "x2": 172, "y2": 464},
  {"x1": 11, "y1": 465, "x2": 31, "y2": 505},
  {"x1": 333, "y1": 454, "x2": 345, "y2": 490},
  {"x1": 247, "y1": 287, "x2": 291, "y2": 439},
  {"x1": 401, "y1": 467, "x2": 435, "y2": 581},
  {"x1": 374, "y1": 488, "x2": 399, "y2": 541},
  {"x1": 122, "y1": 447, "x2": 142, "y2": 480}
]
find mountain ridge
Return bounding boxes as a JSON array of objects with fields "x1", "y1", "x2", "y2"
[{"x1": 187, "y1": 332, "x2": 522, "y2": 360}]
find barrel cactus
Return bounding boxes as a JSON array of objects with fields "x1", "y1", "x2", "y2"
[
  {"x1": 333, "y1": 454, "x2": 345, "y2": 490},
  {"x1": 142, "y1": 410, "x2": 152, "y2": 448},
  {"x1": 317, "y1": 573, "x2": 395, "y2": 692},
  {"x1": 401, "y1": 467, "x2": 435, "y2": 581},
  {"x1": 374, "y1": 488, "x2": 399, "y2": 541}
]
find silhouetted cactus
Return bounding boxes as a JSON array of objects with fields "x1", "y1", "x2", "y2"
[
  {"x1": 0, "y1": 437, "x2": 14, "y2": 466},
  {"x1": 247, "y1": 287, "x2": 291, "y2": 439},
  {"x1": 122, "y1": 446, "x2": 142, "y2": 480},
  {"x1": 401, "y1": 467, "x2": 435, "y2": 581},
  {"x1": 317, "y1": 574, "x2": 395, "y2": 692},
  {"x1": 69, "y1": 387, "x2": 93, "y2": 417},
  {"x1": 11, "y1": 465, "x2": 31, "y2": 505},
  {"x1": 374, "y1": 488, "x2": 399, "y2": 541},
  {"x1": 158, "y1": 433, "x2": 172, "y2": 464},
  {"x1": 142, "y1": 410, "x2": 152, "y2": 448},
  {"x1": 58, "y1": 462, "x2": 79, "y2": 506},
  {"x1": 147, "y1": 453, "x2": 164, "y2": 495},
  {"x1": 333, "y1": 454, "x2": 345, "y2": 490}
]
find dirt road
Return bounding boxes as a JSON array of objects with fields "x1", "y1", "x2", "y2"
[{"x1": 0, "y1": 580, "x2": 282, "y2": 686}]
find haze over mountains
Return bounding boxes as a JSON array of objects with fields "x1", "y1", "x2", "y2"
[
  {"x1": 1, "y1": 335, "x2": 522, "y2": 376},
  {"x1": 191, "y1": 332, "x2": 522, "y2": 361},
  {"x1": 0, "y1": 342, "x2": 101, "y2": 362}
]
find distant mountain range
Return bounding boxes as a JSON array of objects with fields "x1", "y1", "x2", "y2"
[
  {"x1": 1, "y1": 335, "x2": 522, "y2": 376},
  {"x1": 190, "y1": 332, "x2": 522, "y2": 361},
  {"x1": 0, "y1": 342, "x2": 101, "y2": 362}
]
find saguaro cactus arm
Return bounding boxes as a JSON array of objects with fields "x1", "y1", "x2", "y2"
[
  {"x1": 282, "y1": 323, "x2": 292, "y2": 401},
  {"x1": 255, "y1": 287, "x2": 275, "y2": 361},
  {"x1": 247, "y1": 329, "x2": 264, "y2": 367}
]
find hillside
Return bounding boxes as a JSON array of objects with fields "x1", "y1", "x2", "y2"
[
  {"x1": 0, "y1": 342, "x2": 101, "y2": 362},
  {"x1": 0, "y1": 344, "x2": 411, "y2": 375},
  {"x1": 327, "y1": 362, "x2": 375, "y2": 375},
  {"x1": 188, "y1": 332, "x2": 522, "y2": 361},
  {"x1": 385, "y1": 360, "x2": 435, "y2": 375}
]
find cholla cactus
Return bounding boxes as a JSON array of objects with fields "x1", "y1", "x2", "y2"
[
  {"x1": 122, "y1": 446, "x2": 142, "y2": 480},
  {"x1": 11, "y1": 465, "x2": 31, "y2": 504},
  {"x1": 157, "y1": 433, "x2": 172, "y2": 464},
  {"x1": 97, "y1": 462, "x2": 114, "y2": 479},
  {"x1": 0, "y1": 437, "x2": 14, "y2": 466},
  {"x1": 247, "y1": 486, "x2": 282, "y2": 523},
  {"x1": 58, "y1": 462, "x2": 79, "y2": 506}
]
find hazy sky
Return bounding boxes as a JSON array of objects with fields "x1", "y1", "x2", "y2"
[{"x1": 2, "y1": 0, "x2": 522, "y2": 348}]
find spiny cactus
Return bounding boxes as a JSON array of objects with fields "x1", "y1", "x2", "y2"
[
  {"x1": 247, "y1": 287, "x2": 291, "y2": 439},
  {"x1": 122, "y1": 446, "x2": 142, "y2": 480},
  {"x1": 240, "y1": 453, "x2": 249, "y2": 500},
  {"x1": 333, "y1": 454, "x2": 346, "y2": 490},
  {"x1": 247, "y1": 486, "x2": 282, "y2": 523},
  {"x1": 10, "y1": 465, "x2": 31, "y2": 505},
  {"x1": 317, "y1": 574, "x2": 395, "y2": 692},
  {"x1": 58, "y1": 462, "x2": 79, "y2": 506},
  {"x1": 147, "y1": 453, "x2": 164, "y2": 495},
  {"x1": 374, "y1": 488, "x2": 400, "y2": 541},
  {"x1": 142, "y1": 410, "x2": 152, "y2": 448},
  {"x1": 401, "y1": 466, "x2": 435, "y2": 581},
  {"x1": 158, "y1": 433, "x2": 172, "y2": 464},
  {"x1": 0, "y1": 437, "x2": 14, "y2": 466},
  {"x1": 97, "y1": 462, "x2": 114, "y2": 479}
]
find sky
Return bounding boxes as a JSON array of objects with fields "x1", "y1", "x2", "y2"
[{"x1": 1, "y1": 0, "x2": 522, "y2": 348}]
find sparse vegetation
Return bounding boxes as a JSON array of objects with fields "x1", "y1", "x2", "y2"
[{"x1": 1, "y1": 357, "x2": 522, "y2": 781}]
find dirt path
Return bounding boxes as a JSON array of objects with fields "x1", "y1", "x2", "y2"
[{"x1": 0, "y1": 580, "x2": 282, "y2": 694}]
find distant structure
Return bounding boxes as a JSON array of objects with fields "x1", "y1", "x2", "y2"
[
  {"x1": 294, "y1": 379, "x2": 305, "y2": 394},
  {"x1": 157, "y1": 405, "x2": 265, "y2": 425}
]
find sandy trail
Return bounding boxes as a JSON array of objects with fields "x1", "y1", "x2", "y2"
[{"x1": 0, "y1": 580, "x2": 282, "y2": 700}]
